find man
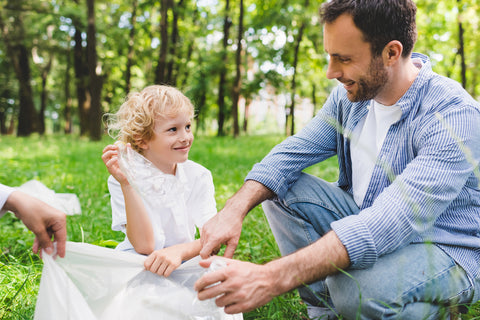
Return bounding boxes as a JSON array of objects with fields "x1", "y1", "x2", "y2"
[
  {"x1": 195, "y1": 0, "x2": 480, "y2": 319},
  {"x1": 1, "y1": 183, "x2": 67, "y2": 257}
]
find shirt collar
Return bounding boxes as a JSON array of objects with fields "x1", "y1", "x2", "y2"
[
  {"x1": 175, "y1": 161, "x2": 188, "y2": 185},
  {"x1": 396, "y1": 53, "x2": 434, "y2": 119}
]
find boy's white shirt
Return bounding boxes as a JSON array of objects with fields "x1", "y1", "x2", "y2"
[{"x1": 108, "y1": 157, "x2": 217, "y2": 252}]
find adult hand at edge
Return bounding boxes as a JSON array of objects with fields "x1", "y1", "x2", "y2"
[
  {"x1": 7, "y1": 191, "x2": 67, "y2": 258},
  {"x1": 194, "y1": 257, "x2": 278, "y2": 314}
]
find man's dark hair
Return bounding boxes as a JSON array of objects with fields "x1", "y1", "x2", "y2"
[{"x1": 320, "y1": 0, "x2": 417, "y2": 58}]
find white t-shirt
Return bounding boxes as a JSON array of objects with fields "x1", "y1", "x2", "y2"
[
  {"x1": 108, "y1": 160, "x2": 217, "y2": 253},
  {"x1": 351, "y1": 100, "x2": 402, "y2": 206}
]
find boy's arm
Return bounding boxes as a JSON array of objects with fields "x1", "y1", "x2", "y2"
[
  {"x1": 103, "y1": 144, "x2": 155, "y2": 255},
  {"x1": 144, "y1": 239, "x2": 202, "y2": 277},
  {"x1": 121, "y1": 183, "x2": 155, "y2": 254}
]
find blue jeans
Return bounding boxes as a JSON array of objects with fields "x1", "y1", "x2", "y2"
[{"x1": 262, "y1": 173, "x2": 474, "y2": 319}]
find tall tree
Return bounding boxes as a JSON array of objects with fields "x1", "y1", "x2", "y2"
[
  {"x1": 456, "y1": 0, "x2": 466, "y2": 88},
  {"x1": 166, "y1": 0, "x2": 184, "y2": 86},
  {"x1": 0, "y1": 1, "x2": 39, "y2": 136},
  {"x1": 217, "y1": 0, "x2": 231, "y2": 136},
  {"x1": 72, "y1": 0, "x2": 90, "y2": 136},
  {"x1": 286, "y1": 0, "x2": 309, "y2": 136},
  {"x1": 64, "y1": 39, "x2": 73, "y2": 134},
  {"x1": 38, "y1": 54, "x2": 53, "y2": 135},
  {"x1": 231, "y1": 0, "x2": 243, "y2": 137},
  {"x1": 155, "y1": 0, "x2": 171, "y2": 84},
  {"x1": 125, "y1": 0, "x2": 139, "y2": 94},
  {"x1": 86, "y1": 0, "x2": 103, "y2": 141}
]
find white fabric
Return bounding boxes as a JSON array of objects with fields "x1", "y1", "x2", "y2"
[
  {"x1": 351, "y1": 101, "x2": 402, "y2": 206},
  {"x1": 0, "y1": 183, "x2": 15, "y2": 216},
  {"x1": 34, "y1": 242, "x2": 243, "y2": 320},
  {"x1": 0, "y1": 180, "x2": 81, "y2": 217},
  {"x1": 109, "y1": 146, "x2": 217, "y2": 252}
]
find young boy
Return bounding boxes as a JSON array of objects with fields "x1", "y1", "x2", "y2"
[{"x1": 102, "y1": 85, "x2": 217, "y2": 277}]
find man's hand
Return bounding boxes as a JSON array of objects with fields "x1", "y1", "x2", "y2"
[
  {"x1": 194, "y1": 257, "x2": 278, "y2": 314},
  {"x1": 200, "y1": 180, "x2": 274, "y2": 259},
  {"x1": 199, "y1": 208, "x2": 243, "y2": 259},
  {"x1": 6, "y1": 191, "x2": 67, "y2": 257}
]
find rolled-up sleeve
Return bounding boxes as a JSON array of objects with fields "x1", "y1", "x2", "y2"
[{"x1": 0, "y1": 183, "x2": 15, "y2": 216}]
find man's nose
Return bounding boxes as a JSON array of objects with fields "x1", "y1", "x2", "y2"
[{"x1": 326, "y1": 61, "x2": 342, "y2": 80}]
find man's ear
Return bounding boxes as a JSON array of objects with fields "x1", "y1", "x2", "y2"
[{"x1": 382, "y1": 40, "x2": 403, "y2": 66}]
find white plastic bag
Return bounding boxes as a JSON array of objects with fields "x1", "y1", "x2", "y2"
[
  {"x1": 17, "y1": 180, "x2": 81, "y2": 215},
  {"x1": 34, "y1": 242, "x2": 243, "y2": 320}
]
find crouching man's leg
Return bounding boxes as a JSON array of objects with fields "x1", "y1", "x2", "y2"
[
  {"x1": 326, "y1": 243, "x2": 473, "y2": 319},
  {"x1": 262, "y1": 173, "x2": 360, "y2": 318}
]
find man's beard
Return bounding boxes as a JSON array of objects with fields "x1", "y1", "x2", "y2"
[{"x1": 348, "y1": 56, "x2": 388, "y2": 102}]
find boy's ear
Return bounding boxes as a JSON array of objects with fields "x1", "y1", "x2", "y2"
[{"x1": 135, "y1": 138, "x2": 148, "y2": 150}]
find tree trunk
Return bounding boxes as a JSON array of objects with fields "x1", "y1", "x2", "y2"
[
  {"x1": 125, "y1": 0, "x2": 138, "y2": 94},
  {"x1": 217, "y1": 0, "x2": 231, "y2": 137},
  {"x1": 64, "y1": 41, "x2": 73, "y2": 134},
  {"x1": 0, "y1": 10, "x2": 38, "y2": 136},
  {"x1": 38, "y1": 56, "x2": 53, "y2": 135},
  {"x1": 243, "y1": 98, "x2": 250, "y2": 133},
  {"x1": 180, "y1": 5, "x2": 199, "y2": 89},
  {"x1": 87, "y1": 0, "x2": 103, "y2": 141},
  {"x1": 231, "y1": 0, "x2": 243, "y2": 138},
  {"x1": 287, "y1": 0, "x2": 308, "y2": 136},
  {"x1": 166, "y1": 0, "x2": 183, "y2": 86},
  {"x1": 155, "y1": 0, "x2": 170, "y2": 84},
  {"x1": 72, "y1": 0, "x2": 90, "y2": 136},
  {"x1": 457, "y1": 0, "x2": 466, "y2": 88}
]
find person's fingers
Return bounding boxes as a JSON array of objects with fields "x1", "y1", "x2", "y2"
[
  {"x1": 163, "y1": 264, "x2": 176, "y2": 277},
  {"x1": 223, "y1": 243, "x2": 237, "y2": 259},
  {"x1": 144, "y1": 255, "x2": 154, "y2": 270},
  {"x1": 34, "y1": 230, "x2": 55, "y2": 256},
  {"x1": 32, "y1": 237, "x2": 40, "y2": 254},
  {"x1": 199, "y1": 240, "x2": 217, "y2": 259},
  {"x1": 194, "y1": 268, "x2": 225, "y2": 296},
  {"x1": 53, "y1": 220, "x2": 67, "y2": 258},
  {"x1": 150, "y1": 258, "x2": 163, "y2": 274},
  {"x1": 156, "y1": 262, "x2": 168, "y2": 276},
  {"x1": 198, "y1": 257, "x2": 214, "y2": 269}
]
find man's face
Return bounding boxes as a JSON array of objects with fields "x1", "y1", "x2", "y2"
[{"x1": 323, "y1": 14, "x2": 388, "y2": 102}]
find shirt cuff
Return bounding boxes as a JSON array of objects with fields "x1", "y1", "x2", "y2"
[
  {"x1": 245, "y1": 163, "x2": 288, "y2": 198},
  {"x1": 331, "y1": 214, "x2": 378, "y2": 269},
  {"x1": 0, "y1": 184, "x2": 16, "y2": 216}
]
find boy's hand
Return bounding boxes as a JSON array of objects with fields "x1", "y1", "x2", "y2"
[
  {"x1": 144, "y1": 246, "x2": 183, "y2": 277},
  {"x1": 101, "y1": 144, "x2": 129, "y2": 185}
]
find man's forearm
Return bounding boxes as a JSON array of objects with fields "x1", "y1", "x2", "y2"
[
  {"x1": 266, "y1": 230, "x2": 350, "y2": 297},
  {"x1": 224, "y1": 180, "x2": 275, "y2": 219}
]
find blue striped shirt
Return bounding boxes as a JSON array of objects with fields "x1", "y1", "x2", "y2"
[{"x1": 246, "y1": 53, "x2": 480, "y2": 294}]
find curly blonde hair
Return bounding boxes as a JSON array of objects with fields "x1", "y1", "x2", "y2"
[{"x1": 106, "y1": 85, "x2": 195, "y2": 153}]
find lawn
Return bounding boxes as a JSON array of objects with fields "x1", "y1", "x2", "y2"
[
  {"x1": 0, "y1": 134, "x2": 340, "y2": 320},
  {"x1": 1, "y1": 134, "x2": 478, "y2": 320}
]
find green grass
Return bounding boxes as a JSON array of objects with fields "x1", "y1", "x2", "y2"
[
  {"x1": 0, "y1": 134, "x2": 320, "y2": 319},
  {"x1": 1, "y1": 134, "x2": 478, "y2": 320}
]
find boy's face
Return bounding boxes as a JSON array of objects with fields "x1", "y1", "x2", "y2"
[{"x1": 139, "y1": 112, "x2": 194, "y2": 175}]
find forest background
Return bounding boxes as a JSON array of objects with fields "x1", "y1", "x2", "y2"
[
  {"x1": 0, "y1": 0, "x2": 479, "y2": 139},
  {"x1": 1, "y1": 0, "x2": 480, "y2": 319}
]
